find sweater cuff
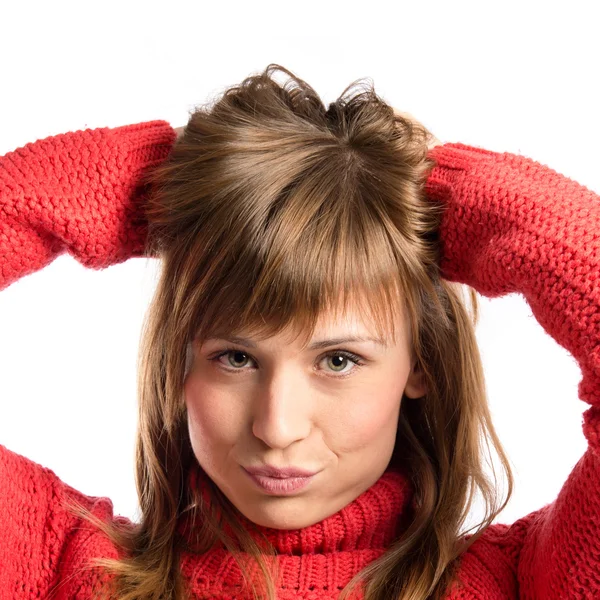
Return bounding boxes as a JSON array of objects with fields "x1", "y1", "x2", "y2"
[
  {"x1": 426, "y1": 141, "x2": 500, "y2": 168},
  {"x1": 111, "y1": 120, "x2": 177, "y2": 170}
]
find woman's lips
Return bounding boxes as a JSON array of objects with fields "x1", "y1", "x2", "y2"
[
  {"x1": 243, "y1": 468, "x2": 317, "y2": 495},
  {"x1": 244, "y1": 464, "x2": 318, "y2": 478}
]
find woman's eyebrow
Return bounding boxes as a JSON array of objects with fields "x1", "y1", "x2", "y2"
[{"x1": 213, "y1": 335, "x2": 387, "y2": 350}]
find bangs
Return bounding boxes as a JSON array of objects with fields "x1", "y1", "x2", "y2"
[
  {"x1": 144, "y1": 78, "x2": 440, "y2": 362},
  {"x1": 187, "y1": 153, "x2": 414, "y2": 351}
]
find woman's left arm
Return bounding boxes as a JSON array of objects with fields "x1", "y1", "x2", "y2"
[{"x1": 425, "y1": 142, "x2": 600, "y2": 598}]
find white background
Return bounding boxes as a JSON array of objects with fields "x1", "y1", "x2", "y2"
[{"x1": 0, "y1": 0, "x2": 598, "y2": 530}]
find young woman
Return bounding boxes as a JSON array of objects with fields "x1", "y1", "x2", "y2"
[{"x1": 1, "y1": 64, "x2": 598, "y2": 599}]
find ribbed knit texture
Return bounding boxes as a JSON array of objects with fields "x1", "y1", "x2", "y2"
[{"x1": 0, "y1": 122, "x2": 599, "y2": 599}]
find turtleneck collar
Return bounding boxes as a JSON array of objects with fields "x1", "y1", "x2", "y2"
[{"x1": 179, "y1": 461, "x2": 415, "y2": 555}]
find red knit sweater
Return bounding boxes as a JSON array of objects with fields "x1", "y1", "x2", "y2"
[{"x1": 0, "y1": 121, "x2": 598, "y2": 599}]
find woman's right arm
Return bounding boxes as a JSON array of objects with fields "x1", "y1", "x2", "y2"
[
  {"x1": 0, "y1": 121, "x2": 177, "y2": 593},
  {"x1": 0, "y1": 120, "x2": 177, "y2": 291}
]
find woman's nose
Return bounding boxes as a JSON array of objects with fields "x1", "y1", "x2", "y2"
[{"x1": 250, "y1": 372, "x2": 313, "y2": 449}]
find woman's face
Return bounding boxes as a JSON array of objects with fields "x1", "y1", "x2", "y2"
[{"x1": 183, "y1": 304, "x2": 426, "y2": 530}]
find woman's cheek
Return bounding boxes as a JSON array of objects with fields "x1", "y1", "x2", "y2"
[
  {"x1": 325, "y1": 390, "x2": 402, "y2": 453},
  {"x1": 184, "y1": 376, "x2": 245, "y2": 447}
]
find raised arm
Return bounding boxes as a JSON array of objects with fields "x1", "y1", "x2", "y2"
[
  {"x1": 425, "y1": 142, "x2": 600, "y2": 598},
  {"x1": 0, "y1": 120, "x2": 176, "y2": 291},
  {"x1": 0, "y1": 121, "x2": 177, "y2": 595}
]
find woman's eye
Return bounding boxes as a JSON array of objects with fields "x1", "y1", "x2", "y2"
[
  {"x1": 223, "y1": 350, "x2": 254, "y2": 369},
  {"x1": 212, "y1": 349, "x2": 364, "y2": 377},
  {"x1": 324, "y1": 354, "x2": 354, "y2": 374}
]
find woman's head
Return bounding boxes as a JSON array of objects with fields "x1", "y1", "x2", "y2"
[
  {"x1": 145, "y1": 62, "x2": 447, "y2": 532},
  {"x1": 77, "y1": 64, "x2": 513, "y2": 600}
]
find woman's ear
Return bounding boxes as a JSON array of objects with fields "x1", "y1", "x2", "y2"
[{"x1": 403, "y1": 360, "x2": 428, "y2": 399}]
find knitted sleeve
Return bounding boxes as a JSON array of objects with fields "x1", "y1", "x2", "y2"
[
  {"x1": 425, "y1": 143, "x2": 600, "y2": 598},
  {"x1": 0, "y1": 443, "x2": 129, "y2": 596},
  {"x1": 0, "y1": 120, "x2": 177, "y2": 291},
  {"x1": 0, "y1": 121, "x2": 176, "y2": 594}
]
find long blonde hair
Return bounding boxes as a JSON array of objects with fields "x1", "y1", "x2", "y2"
[{"x1": 66, "y1": 63, "x2": 514, "y2": 600}]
